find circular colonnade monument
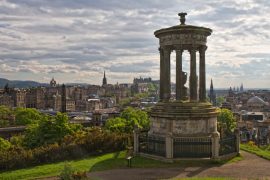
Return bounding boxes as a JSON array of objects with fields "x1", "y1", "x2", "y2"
[{"x1": 134, "y1": 13, "x2": 239, "y2": 160}]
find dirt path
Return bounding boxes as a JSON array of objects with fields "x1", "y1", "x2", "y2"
[{"x1": 88, "y1": 151, "x2": 270, "y2": 180}]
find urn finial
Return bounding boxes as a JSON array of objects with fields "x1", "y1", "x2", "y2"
[{"x1": 178, "y1": 12, "x2": 187, "y2": 25}]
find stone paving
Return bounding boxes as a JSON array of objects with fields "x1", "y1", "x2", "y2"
[{"x1": 88, "y1": 151, "x2": 270, "y2": 180}]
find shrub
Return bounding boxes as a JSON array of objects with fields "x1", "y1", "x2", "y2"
[
  {"x1": 0, "y1": 137, "x2": 11, "y2": 151},
  {"x1": 247, "y1": 141, "x2": 256, "y2": 147},
  {"x1": 72, "y1": 171, "x2": 87, "y2": 180},
  {"x1": 0, "y1": 128, "x2": 129, "y2": 171},
  {"x1": 105, "y1": 107, "x2": 150, "y2": 133},
  {"x1": 10, "y1": 135, "x2": 24, "y2": 147},
  {"x1": 59, "y1": 163, "x2": 75, "y2": 180}
]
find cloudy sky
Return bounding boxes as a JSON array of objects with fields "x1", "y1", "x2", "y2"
[{"x1": 0, "y1": 0, "x2": 269, "y2": 88}]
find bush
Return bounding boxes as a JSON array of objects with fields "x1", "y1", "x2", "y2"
[
  {"x1": 247, "y1": 141, "x2": 256, "y2": 147},
  {"x1": 59, "y1": 163, "x2": 75, "y2": 180},
  {"x1": 0, "y1": 128, "x2": 129, "y2": 171},
  {"x1": 0, "y1": 137, "x2": 11, "y2": 151},
  {"x1": 105, "y1": 107, "x2": 150, "y2": 133},
  {"x1": 9, "y1": 135, "x2": 24, "y2": 147},
  {"x1": 72, "y1": 171, "x2": 87, "y2": 180}
]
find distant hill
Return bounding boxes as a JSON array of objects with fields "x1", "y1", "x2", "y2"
[
  {"x1": 0, "y1": 78, "x2": 93, "y2": 88},
  {"x1": 0, "y1": 78, "x2": 48, "y2": 88}
]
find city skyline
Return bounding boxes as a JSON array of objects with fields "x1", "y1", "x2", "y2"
[{"x1": 0, "y1": 0, "x2": 269, "y2": 88}]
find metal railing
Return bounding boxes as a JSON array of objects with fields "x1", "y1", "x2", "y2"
[
  {"x1": 219, "y1": 135, "x2": 237, "y2": 156},
  {"x1": 139, "y1": 134, "x2": 166, "y2": 157},
  {"x1": 173, "y1": 137, "x2": 212, "y2": 158}
]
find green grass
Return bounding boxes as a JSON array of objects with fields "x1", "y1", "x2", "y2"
[
  {"x1": 172, "y1": 178, "x2": 234, "y2": 180},
  {"x1": 240, "y1": 143, "x2": 270, "y2": 160},
  {"x1": 0, "y1": 152, "x2": 126, "y2": 180},
  {"x1": 0, "y1": 151, "x2": 243, "y2": 180}
]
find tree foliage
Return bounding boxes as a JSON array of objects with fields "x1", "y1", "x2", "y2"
[
  {"x1": 216, "y1": 96, "x2": 225, "y2": 107},
  {"x1": 0, "y1": 106, "x2": 13, "y2": 127},
  {"x1": 0, "y1": 137, "x2": 11, "y2": 151},
  {"x1": 105, "y1": 117, "x2": 127, "y2": 133},
  {"x1": 105, "y1": 107, "x2": 150, "y2": 133},
  {"x1": 217, "y1": 108, "x2": 236, "y2": 135},
  {"x1": 24, "y1": 112, "x2": 81, "y2": 148},
  {"x1": 14, "y1": 108, "x2": 42, "y2": 125}
]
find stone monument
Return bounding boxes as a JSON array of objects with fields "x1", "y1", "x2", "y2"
[{"x1": 134, "y1": 13, "x2": 239, "y2": 160}]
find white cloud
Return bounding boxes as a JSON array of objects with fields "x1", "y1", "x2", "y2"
[{"x1": 0, "y1": 0, "x2": 269, "y2": 88}]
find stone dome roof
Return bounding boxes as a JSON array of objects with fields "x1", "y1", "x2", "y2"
[{"x1": 247, "y1": 96, "x2": 267, "y2": 106}]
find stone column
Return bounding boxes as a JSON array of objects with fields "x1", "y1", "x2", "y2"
[
  {"x1": 176, "y1": 49, "x2": 183, "y2": 101},
  {"x1": 211, "y1": 132, "x2": 220, "y2": 159},
  {"x1": 163, "y1": 48, "x2": 171, "y2": 101},
  {"x1": 166, "y1": 133, "x2": 173, "y2": 159},
  {"x1": 159, "y1": 47, "x2": 164, "y2": 101},
  {"x1": 199, "y1": 46, "x2": 207, "y2": 102},
  {"x1": 189, "y1": 47, "x2": 197, "y2": 101}
]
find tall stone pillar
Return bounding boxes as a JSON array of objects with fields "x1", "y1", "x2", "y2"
[
  {"x1": 189, "y1": 47, "x2": 197, "y2": 101},
  {"x1": 159, "y1": 47, "x2": 164, "y2": 101},
  {"x1": 199, "y1": 46, "x2": 207, "y2": 102},
  {"x1": 211, "y1": 132, "x2": 220, "y2": 159},
  {"x1": 176, "y1": 49, "x2": 183, "y2": 100},
  {"x1": 163, "y1": 48, "x2": 171, "y2": 101},
  {"x1": 165, "y1": 133, "x2": 173, "y2": 159}
]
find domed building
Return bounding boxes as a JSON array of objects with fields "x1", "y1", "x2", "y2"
[
  {"x1": 50, "y1": 77, "x2": 57, "y2": 87},
  {"x1": 247, "y1": 96, "x2": 269, "y2": 112}
]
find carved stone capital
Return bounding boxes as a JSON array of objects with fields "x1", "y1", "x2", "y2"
[
  {"x1": 199, "y1": 45, "x2": 207, "y2": 54},
  {"x1": 175, "y1": 49, "x2": 183, "y2": 56},
  {"x1": 188, "y1": 48, "x2": 196, "y2": 54},
  {"x1": 163, "y1": 46, "x2": 173, "y2": 54}
]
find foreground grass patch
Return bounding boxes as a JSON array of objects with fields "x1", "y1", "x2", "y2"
[
  {"x1": 240, "y1": 143, "x2": 270, "y2": 160},
  {"x1": 0, "y1": 151, "x2": 242, "y2": 180},
  {"x1": 172, "y1": 178, "x2": 234, "y2": 180},
  {"x1": 0, "y1": 152, "x2": 126, "y2": 180}
]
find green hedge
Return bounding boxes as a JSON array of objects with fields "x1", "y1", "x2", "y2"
[{"x1": 0, "y1": 128, "x2": 129, "y2": 171}]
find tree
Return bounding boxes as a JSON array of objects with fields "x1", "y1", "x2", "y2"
[
  {"x1": 24, "y1": 112, "x2": 81, "y2": 148},
  {"x1": 217, "y1": 108, "x2": 236, "y2": 136},
  {"x1": 105, "y1": 107, "x2": 150, "y2": 133},
  {"x1": 14, "y1": 108, "x2": 42, "y2": 125},
  {"x1": 0, "y1": 137, "x2": 11, "y2": 151},
  {"x1": 120, "y1": 107, "x2": 150, "y2": 130},
  {"x1": 105, "y1": 117, "x2": 127, "y2": 133},
  {"x1": 147, "y1": 83, "x2": 158, "y2": 95},
  {"x1": 0, "y1": 106, "x2": 13, "y2": 127},
  {"x1": 216, "y1": 96, "x2": 225, "y2": 107}
]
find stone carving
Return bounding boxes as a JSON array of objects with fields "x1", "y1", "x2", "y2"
[{"x1": 160, "y1": 33, "x2": 207, "y2": 46}]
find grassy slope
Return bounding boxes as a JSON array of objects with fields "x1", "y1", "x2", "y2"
[
  {"x1": 0, "y1": 151, "x2": 242, "y2": 180},
  {"x1": 240, "y1": 144, "x2": 270, "y2": 160},
  {"x1": 0, "y1": 152, "x2": 124, "y2": 180}
]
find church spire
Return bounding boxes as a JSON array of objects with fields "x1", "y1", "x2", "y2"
[
  {"x1": 208, "y1": 78, "x2": 216, "y2": 106},
  {"x1": 102, "y1": 71, "x2": 107, "y2": 86},
  {"x1": 210, "y1": 79, "x2": 213, "y2": 92},
  {"x1": 240, "y1": 83, "x2": 244, "y2": 92}
]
